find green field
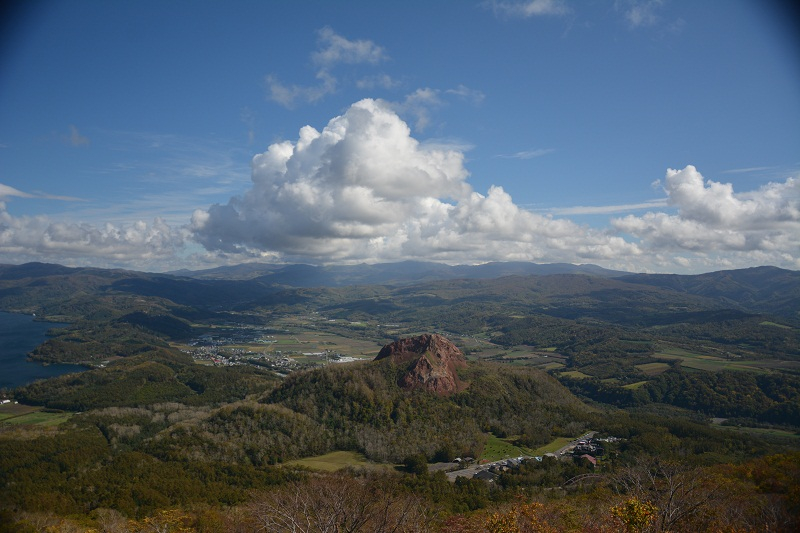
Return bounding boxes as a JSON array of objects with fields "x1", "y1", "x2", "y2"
[
  {"x1": 0, "y1": 403, "x2": 39, "y2": 421},
  {"x1": 652, "y1": 346, "x2": 768, "y2": 372},
  {"x1": 560, "y1": 370, "x2": 593, "y2": 379},
  {"x1": 474, "y1": 346, "x2": 569, "y2": 371},
  {"x1": 622, "y1": 380, "x2": 649, "y2": 390},
  {"x1": 0, "y1": 405, "x2": 72, "y2": 427},
  {"x1": 286, "y1": 451, "x2": 381, "y2": 472},
  {"x1": 531, "y1": 437, "x2": 573, "y2": 455},
  {"x1": 715, "y1": 425, "x2": 800, "y2": 441},
  {"x1": 635, "y1": 362, "x2": 670, "y2": 376},
  {"x1": 258, "y1": 331, "x2": 382, "y2": 358},
  {"x1": 480, "y1": 434, "x2": 530, "y2": 461},
  {"x1": 760, "y1": 321, "x2": 793, "y2": 330}
]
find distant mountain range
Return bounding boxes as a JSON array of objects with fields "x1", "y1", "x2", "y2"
[
  {"x1": 168, "y1": 260, "x2": 628, "y2": 286},
  {"x1": 1, "y1": 261, "x2": 798, "y2": 322}
]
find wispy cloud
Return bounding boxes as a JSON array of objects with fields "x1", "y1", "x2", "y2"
[
  {"x1": 446, "y1": 85, "x2": 485, "y2": 104},
  {"x1": 240, "y1": 106, "x2": 256, "y2": 145},
  {"x1": 395, "y1": 88, "x2": 445, "y2": 130},
  {"x1": 66, "y1": 125, "x2": 89, "y2": 147},
  {"x1": 66, "y1": 130, "x2": 253, "y2": 227},
  {"x1": 719, "y1": 165, "x2": 800, "y2": 184},
  {"x1": 311, "y1": 26, "x2": 386, "y2": 68},
  {"x1": 548, "y1": 199, "x2": 668, "y2": 215},
  {"x1": 488, "y1": 0, "x2": 571, "y2": 18},
  {"x1": 356, "y1": 74, "x2": 400, "y2": 90},
  {"x1": 266, "y1": 27, "x2": 387, "y2": 108},
  {"x1": 615, "y1": 0, "x2": 664, "y2": 28},
  {"x1": 0, "y1": 184, "x2": 33, "y2": 199},
  {"x1": 388, "y1": 84, "x2": 485, "y2": 131},
  {"x1": 0, "y1": 183, "x2": 84, "y2": 202},
  {"x1": 495, "y1": 148, "x2": 555, "y2": 160},
  {"x1": 721, "y1": 166, "x2": 777, "y2": 175},
  {"x1": 265, "y1": 72, "x2": 337, "y2": 108}
]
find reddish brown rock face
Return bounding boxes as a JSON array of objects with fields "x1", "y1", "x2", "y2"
[{"x1": 374, "y1": 334, "x2": 467, "y2": 395}]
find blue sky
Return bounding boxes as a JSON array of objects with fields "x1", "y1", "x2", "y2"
[{"x1": 1, "y1": 0, "x2": 798, "y2": 273}]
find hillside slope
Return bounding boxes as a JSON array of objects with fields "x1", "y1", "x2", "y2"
[{"x1": 620, "y1": 266, "x2": 800, "y2": 319}]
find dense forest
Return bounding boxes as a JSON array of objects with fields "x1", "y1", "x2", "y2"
[{"x1": 1, "y1": 261, "x2": 799, "y2": 531}]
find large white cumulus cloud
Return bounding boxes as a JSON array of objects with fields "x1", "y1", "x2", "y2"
[
  {"x1": 613, "y1": 165, "x2": 800, "y2": 253},
  {"x1": 4, "y1": 99, "x2": 797, "y2": 273},
  {"x1": 0, "y1": 202, "x2": 184, "y2": 268},
  {"x1": 191, "y1": 99, "x2": 638, "y2": 265}
]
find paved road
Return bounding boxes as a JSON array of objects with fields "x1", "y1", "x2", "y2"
[
  {"x1": 445, "y1": 457, "x2": 529, "y2": 482},
  {"x1": 554, "y1": 431, "x2": 597, "y2": 456}
]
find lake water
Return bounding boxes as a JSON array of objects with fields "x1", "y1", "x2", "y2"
[{"x1": 0, "y1": 311, "x2": 83, "y2": 390}]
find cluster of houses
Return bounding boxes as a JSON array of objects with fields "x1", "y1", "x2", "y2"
[
  {"x1": 569, "y1": 437, "x2": 606, "y2": 467},
  {"x1": 184, "y1": 336, "x2": 356, "y2": 375},
  {"x1": 472, "y1": 457, "x2": 527, "y2": 481},
  {"x1": 444, "y1": 434, "x2": 618, "y2": 483}
]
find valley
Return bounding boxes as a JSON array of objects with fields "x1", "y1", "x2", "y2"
[{"x1": 0, "y1": 261, "x2": 799, "y2": 531}]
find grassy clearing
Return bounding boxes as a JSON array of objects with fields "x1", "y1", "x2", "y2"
[
  {"x1": 760, "y1": 321, "x2": 793, "y2": 330},
  {"x1": 623, "y1": 380, "x2": 649, "y2": 390},
  {"x1": 717, "y1": 426, "x2": 800, "y2": 440},
  {"x1": 746, "y1": 360, "x2": 800, "y2": 371},
  {"x1": 480, "y1": 434, "x2": 529, "y2": 462},
  {"x1": 1, "y1": 410, "x2": 72, "y2": 426},
  {"x1": 286, "y1": 451, "x2": 382, "y2": 472},
  {"x1": 635, "y1": 362, "x2": 670, "y2": 376},
  {"x1": 0, "y1": 403, "x2": 39, "y2": 421},
  {"x1": 680, "y1": 359, "x2": 765, "y2": 372},
  {"x1": 560, "y1": 370, "x2": 592, "y2": 379},
  {"x1": 531, "y1": 437, "x2": 573, "y2": 455},
  {"x1": 499, "y1": 349, "x2": 537, "y2": 359},
  {"x1": 653, "y1": 346, "x2": 705, "y2": 359}
]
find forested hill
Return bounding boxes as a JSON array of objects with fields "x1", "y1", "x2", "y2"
[
  {"x1": 1, "y1": 262, "x2": 798, "y2": 343},
  {"x1": 619, "y1": 266, "x2": 800, "y2": 319},
  {"x1": 2, "y1": 261, "x2": 798, "y2": 318}
]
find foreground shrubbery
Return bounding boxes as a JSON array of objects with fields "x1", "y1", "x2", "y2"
[{"x1": 3, "y1": 453, "x2": 798, "y2": 532}]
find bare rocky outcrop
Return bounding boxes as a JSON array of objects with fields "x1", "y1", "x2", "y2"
[{"x1": 374, "y1": 334, "x2": 467, "y2": 395}]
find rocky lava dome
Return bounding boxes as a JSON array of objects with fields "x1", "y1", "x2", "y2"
[{"x1": 374, "y1": 334, "x2": 467, "y2": 395}]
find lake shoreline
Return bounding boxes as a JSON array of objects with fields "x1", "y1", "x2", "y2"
[{"x1": 0, "y1": 311, "x2": 86, "y2": 390}]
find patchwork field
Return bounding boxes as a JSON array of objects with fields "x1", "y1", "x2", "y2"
[
  {"x1": 652, "y1": 346, "x2": 771, "y2": 373},
  {"x1": 243, "y1": 331, "x2": 383, "y2": 358}
]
